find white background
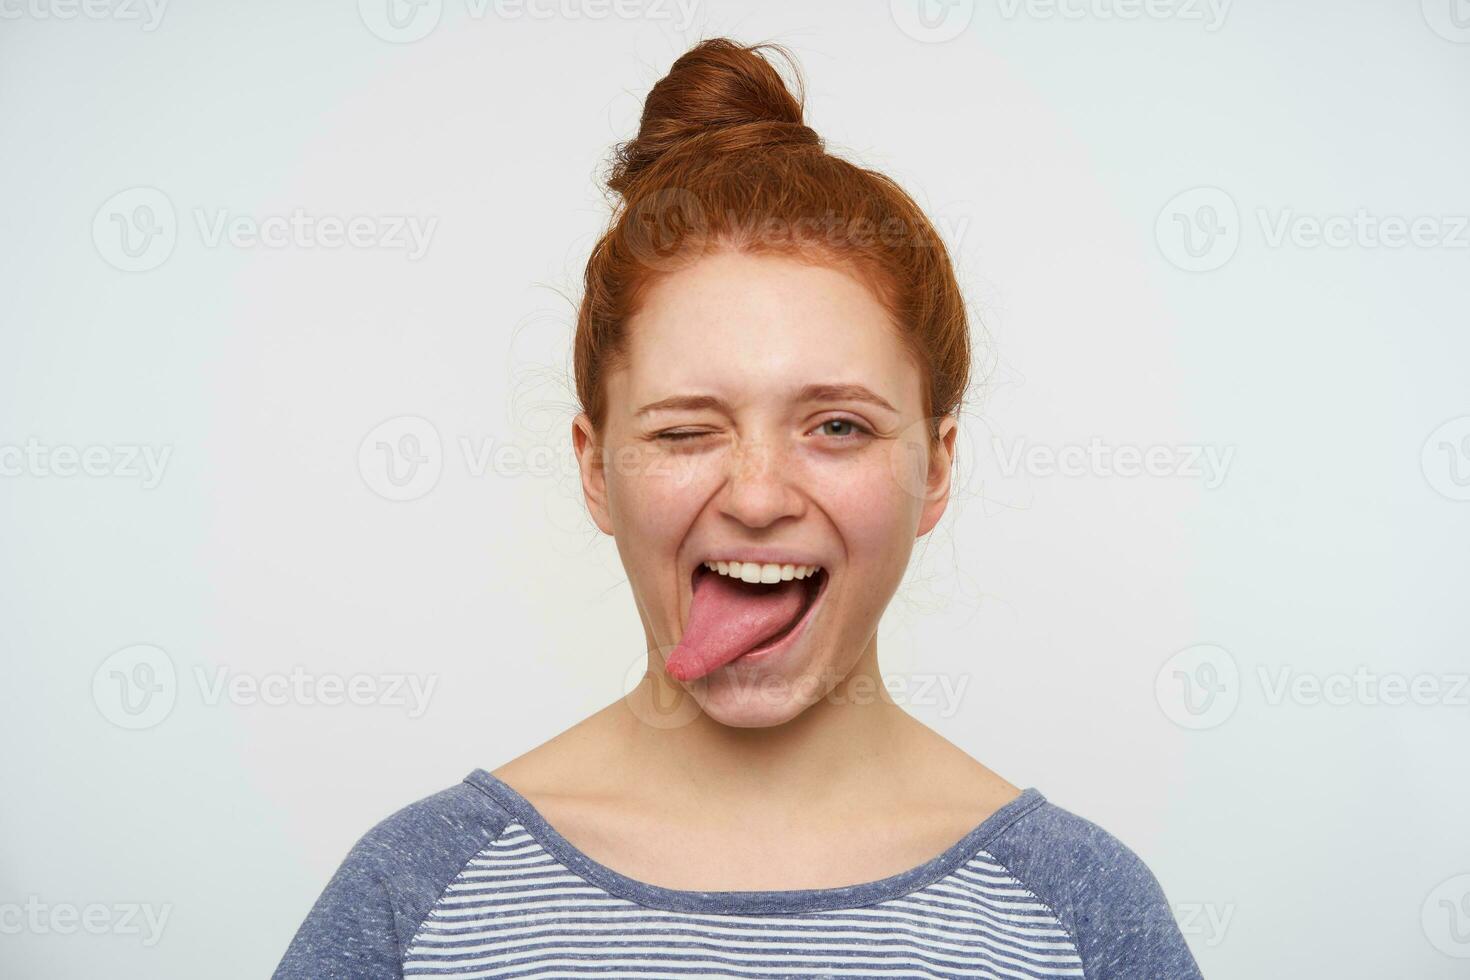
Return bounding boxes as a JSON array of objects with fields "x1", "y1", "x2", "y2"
[{"x1": 2, "y1": 1, "x2": 1468, "y2": 976}]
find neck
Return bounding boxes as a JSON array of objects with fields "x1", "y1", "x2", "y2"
[{"x1": 598, "y1": 638, "x2": 930, "y2": 821}]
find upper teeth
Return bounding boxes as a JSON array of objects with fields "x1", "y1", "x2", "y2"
[{"x1": 704, "y1": 560, "x2": 822, "y2": 584}]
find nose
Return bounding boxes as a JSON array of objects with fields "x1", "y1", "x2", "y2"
[{"x1": 717, "y1": 436, "x2": 805, "y2": 529}]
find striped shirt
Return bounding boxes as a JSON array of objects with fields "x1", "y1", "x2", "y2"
[{"x1": 273, "y1": 769, "x2": 1203, "y2": 979}]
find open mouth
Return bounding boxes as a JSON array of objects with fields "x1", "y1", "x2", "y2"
[
  {"x1": 690, "y1": 563, "x2": 827, "y2": 658},
  {"x1": 664, "y1": 563, "x2": 830, "y2": 682}
]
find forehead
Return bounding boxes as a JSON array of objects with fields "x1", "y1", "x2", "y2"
[{"x1": 617, "y1": 250, "x2": 921, "y2": 408}]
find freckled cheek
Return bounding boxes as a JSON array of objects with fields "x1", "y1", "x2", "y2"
[
  {"x1": 807, "y1": 456, "x2": 919, "y2": 594},
  {"x1": 603, "y1": 462, "x2": 704, "y2": 620},
  {"x1": 605, "y1": 450, "x2": 712, "y2": 542},
  {"x1": 804, "y1": 445, "x2": 917, "y2": 518}
]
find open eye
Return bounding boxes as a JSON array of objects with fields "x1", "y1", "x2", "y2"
[{"x1": 810, "y1": 416, "x2": 873, "y2": 441}]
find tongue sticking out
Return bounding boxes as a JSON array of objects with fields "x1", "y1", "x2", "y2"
[{"x1": 664, "y1": 571, "x2": 810, "y2": 682}]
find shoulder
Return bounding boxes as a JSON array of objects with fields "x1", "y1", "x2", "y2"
[
  {"x1": 986, "y1": 793, "x2": 1170, "y2": 902},
  {"x1": 343, "y1": 777, "x2": 513, "y2": 886},
  {"x1": 980, "y1": 792, "x2": 1205, "y2": 980},
  {"x1": 272, "y1": 774, "x2": 513, "y2": 980}
]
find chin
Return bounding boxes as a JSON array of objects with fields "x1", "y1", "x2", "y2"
[
  {"x1": 688, "y1": 660, "x2": 833, "y2": 727},
  {"x1": 693, "y1": 688, "x2": 815, "y2": 728}
]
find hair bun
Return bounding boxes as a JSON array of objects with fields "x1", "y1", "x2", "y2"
[{"x1": 607, "y1": 38, "x2": 822, "y2": 197}]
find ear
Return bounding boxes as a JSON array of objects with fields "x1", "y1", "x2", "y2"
[
  {"x1": 572, "y1": 412, "x2": 615, "y2": 535},
  {"x1": 916, "y1": 415, "x2": 959, "y2": 538}
]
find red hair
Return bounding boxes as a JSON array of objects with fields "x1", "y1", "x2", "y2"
[{"x1": 575, "y1": 37, "x2": 971, "y2": 447}]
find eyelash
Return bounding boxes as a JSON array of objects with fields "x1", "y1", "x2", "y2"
[{"x1": 656, "y1": 417, "x2": 874, "y2": 443}]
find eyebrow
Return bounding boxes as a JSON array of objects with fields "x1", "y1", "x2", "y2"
[{"x1": 635, "y1": 383, "x2": 898, "y2": 418}]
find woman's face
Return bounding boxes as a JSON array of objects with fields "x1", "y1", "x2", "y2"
[{"x1": 574, "y1": 249, "x2": 956, "y2": 726}]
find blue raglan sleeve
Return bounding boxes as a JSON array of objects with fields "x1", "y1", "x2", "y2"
[
  {"x1": 987, "y1": 801, "x2": 1205, "y2": 979},
  {"x1": 273, "y1": 830, "x2": 404, "y2": 979},
  {"x1": 272, "y1": 781, "x2": 509, "y2": 980}
]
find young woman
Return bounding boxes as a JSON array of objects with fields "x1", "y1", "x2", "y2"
[{"x1": 274, "y1": 37, "x2": 1203, "y2": 979}]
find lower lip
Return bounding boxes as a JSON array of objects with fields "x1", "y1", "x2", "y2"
[{"x1": 720, "y1": 570, "x2": 829, "y2": 672}]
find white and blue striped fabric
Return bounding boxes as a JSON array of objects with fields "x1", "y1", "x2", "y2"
[{"x1": 274, "y1": 770, "x2": 1202, "y2": 979}]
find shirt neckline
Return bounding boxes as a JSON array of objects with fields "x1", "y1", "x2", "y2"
[{"x1": 463, "y1": 767, "x2": 1048, "y2": 914}]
